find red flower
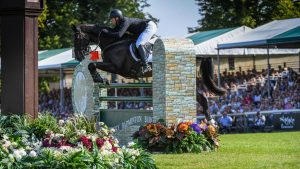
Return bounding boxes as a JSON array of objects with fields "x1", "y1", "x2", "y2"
[
  {"x1": 96, "y1": 138, "x2": 104, "y2": 148},
  {"x1": 112, "y1": 146, "x2": 118, "y2": 152},
  {"x1": 42, "y1": 138, "x2": 51, "y2": 147},
  {"x1": 80, "y1": 136, "x2": 92, "y2": 150}
]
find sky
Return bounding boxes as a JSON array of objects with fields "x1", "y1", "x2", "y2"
[{"x1": 143, "y1": 0, "x2": 200, "y2": 37}]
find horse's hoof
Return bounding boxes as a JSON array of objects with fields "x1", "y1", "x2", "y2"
[
  {"x1": 92, "y1": 75, "x2": 103, "y2": 83},
  {"x1": 93, "y1": 78, "x2": 103, "y2": 83},
  {"x1": 103, "y1": 78, "x2": 110, "y2": 85}
]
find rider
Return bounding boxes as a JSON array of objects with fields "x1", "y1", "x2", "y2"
[{"x1": 102, "y1": 9, "x2": 157, "y2": 73}]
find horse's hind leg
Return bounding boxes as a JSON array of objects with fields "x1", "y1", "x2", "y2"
[
  {"x1": 197, "y1": 92, "x2": 217, "y2": 127},
  {"x1": 94, "y1": 62, "x2": 118, "y2": 73}
]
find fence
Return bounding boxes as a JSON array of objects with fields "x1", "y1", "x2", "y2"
[{"x1": 197, "y1": 109, "x2": 300, "y2": 132}]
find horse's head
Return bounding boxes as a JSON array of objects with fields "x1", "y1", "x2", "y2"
[{"x1": 72, "y1": 24, "x2": 91, "y2": 61}]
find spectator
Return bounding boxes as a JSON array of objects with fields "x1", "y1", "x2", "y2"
[
  {"x1": 219, "y1": 111, "x2": 233, "y2": 134},
  {"x1": 253, "y1": 111, "x2": 266, "y2": 132}
]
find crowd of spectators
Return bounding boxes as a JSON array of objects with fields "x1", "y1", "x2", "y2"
[
  {"x1": 38, "y1": 88, "x2": 73, "y2": 120},
  {"x1": 201, "y1": 67, "x2": 299, "y2": 116},
  {"x1": 107, "y1": 88, "x2": 153, "y2": 110},
  {"x1": 199, "y1": 67, "x2": 299, "y2": 133}
]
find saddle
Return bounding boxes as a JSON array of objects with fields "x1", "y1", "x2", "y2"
[{"x1": 129, "y1": 37, "x2": 157, "y2": 63}]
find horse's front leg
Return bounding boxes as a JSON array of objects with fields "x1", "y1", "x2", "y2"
[
  {"x1": 88, "y1": 62, "x2": 118, "y2": 84},
  {"x1": 88, "y1": 62, "x2": 104, "y2": 83}
]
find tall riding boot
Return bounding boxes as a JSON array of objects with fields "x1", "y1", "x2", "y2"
[
  {"x1": 137, "y1": 45, "x2": 151, "y2": 73},
  {"x1": 88, "y1": 63, "x2": 103, "y2": 83}
]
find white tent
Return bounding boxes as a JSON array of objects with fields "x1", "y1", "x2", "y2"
[
  {"x1": 217, "y1": 18, "x2": 300, "y2": 97},
  {"x1": 218, "y1": 18, "x2": 300, "y2": 49},
  {"x1": 38, "y1": 48, "x2": 75, "y2": 69},
  {"x1": 186, "y1": 24, "x2": 300, "y2": 56},
  {"x1": 187, "y1": 26, "x2": 252, "y2": 56}
]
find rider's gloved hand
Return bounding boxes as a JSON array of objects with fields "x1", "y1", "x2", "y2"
[{"x1": 102, "y1": 29, "x2": 109, "y2": 34}]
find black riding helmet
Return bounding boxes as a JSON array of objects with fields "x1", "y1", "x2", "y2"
[{"x1": 109, "y1": 9, "x2": 123, "y2": 19}]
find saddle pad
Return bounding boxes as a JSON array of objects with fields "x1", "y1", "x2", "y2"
[{"x1": 129, "y1": 44, "x2": 152, "y2": 63}]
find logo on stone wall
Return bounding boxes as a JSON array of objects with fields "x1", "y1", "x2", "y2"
[{"x1": 113, "y1": 116, "x2": 157, "y2": 131}]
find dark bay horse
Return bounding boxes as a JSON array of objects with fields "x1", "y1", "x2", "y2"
[
  {"x1": 72, "y1": 24, "x2": 226, "y2": 124},
  {"x1": 72, "y1": 24, "x2": 151, "y2": 81}
]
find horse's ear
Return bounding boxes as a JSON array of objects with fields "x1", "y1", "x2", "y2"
[{"x1": 71, "y1": 24, "x2": 78, "y2": 33}]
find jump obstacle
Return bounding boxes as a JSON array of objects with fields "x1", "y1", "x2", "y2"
[{"x1": 72, "y1": 38, "x2": 197, "y2": 144}]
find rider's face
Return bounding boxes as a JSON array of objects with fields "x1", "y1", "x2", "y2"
[{"x1": 111, "y1": 18, "x2": 118, "y2": 26}]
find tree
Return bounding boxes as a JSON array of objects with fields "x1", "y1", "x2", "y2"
[
  {"x1": 190, "y1": 0, "x2": 300, "y2": 32},
  {"x1": 38, "y1": 0, "x2": 156, "y2": 50}
]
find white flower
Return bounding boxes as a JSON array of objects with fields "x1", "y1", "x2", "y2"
[
  {"x1": 91, "y1": 135, "x2": 97, "y2": 142},
  {"x1": 133, "y1": 150, "x2": 140, "y2": 156},
  {"x1": 3, "y1": 140, "x2": 11, "y2": 148},
  {"x1": 127, "y1": 142, "x2": 135, "y2": 147},
  {"x1": 1, "y1": 158, "x2": 9, "y2": 163},
  {"x1": 77, "y1": 130, "x2": 86, "y2": 135},
  {"x1": 103, "y1": 141, "x2": 112, "y2": 150},
  {"x1": 59, "y1": 146, "x2": 72, "y2": 152},
  {"x1": 114, "y1": 157, "x2": 119, "y2": 163},
  {"x1": 110, "y1": 128, "x2": 116, "y2": 133},
  {"x1": 58, "y1": 119, "x2": 65, "y2": 126},
  {"x1": 55, "y1": 134, "x2": 64, "y2": 138},
  {"x1": 3, "y1": 135, "x2": 9, "y2": 140},
  {"x1": 98, "y1": 122, "x2": 104, "y2": 126},
  {"x1": 19, "y1": 148, "x2": 27, "y2": 156},
  {"x1": 101, "y1": 149, "x2": 112, "y2": 156},
  {"x1": 29, "y1": 150, "x2": 37, "y2": 157},
  {"x1": 45, "y1": 130, "x2": 53, "y2": 135},
  {"x1": 13, "y1": 150, "x2": 22, "y2": 161}
]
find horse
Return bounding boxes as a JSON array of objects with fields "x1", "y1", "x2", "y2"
[
  {"x1": 72, "y1": 24, "x2": 152, "y2": 82},
  {"x1": 72, "y1": 24, "x2": 226, "y2": 124}
]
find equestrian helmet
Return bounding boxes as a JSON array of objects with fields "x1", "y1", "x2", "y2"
[{"x1": 109, "y1": 9, "x2": 123, "y2": 19}]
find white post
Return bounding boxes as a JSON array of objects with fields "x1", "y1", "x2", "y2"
[
  {"x1": 59, "y1": 67, "x2": 64, "y2": 111},
  {"x1": 217, "y1": 49, "x2": 221, "y2": 87},
  {"x1": 267, "y1": 46, "x2": 270, "y2": 99}
]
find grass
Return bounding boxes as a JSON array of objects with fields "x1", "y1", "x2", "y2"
[{"x1": 152, "y1": 131, "x2": 300, "y2": 169}]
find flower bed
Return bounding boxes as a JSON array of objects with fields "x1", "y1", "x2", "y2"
[
  {"x1": 0, "y1": 114, "x2": 157, "y2": 169},
  {"x1": 133, "y1": 121, "x2": 219, "y2": 153}
]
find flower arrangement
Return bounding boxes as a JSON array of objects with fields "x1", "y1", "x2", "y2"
[
  {"x1": 0, "y1": 114, "x2": 157, "y2": 169},
  {"x1": 133, "y1": 120, "x2": 219, "y2": 153}
]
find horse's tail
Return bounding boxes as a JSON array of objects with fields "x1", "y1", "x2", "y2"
[{"x1": 200, "y1": 57, "x2": 226, "y2": 96}]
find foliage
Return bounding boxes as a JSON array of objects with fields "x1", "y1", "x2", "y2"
[
  {"x1": 38, "y1": 77, "x2": 60, "y2": 94},
  {"x1": 0, "y1": 114, "x2": 157, "y2": 169},
  {"x1": 191, "y1": 0, "x2": 300, "y2": 32},
  {"x1": 30, "y1": 113, "x2": 60, "y2": 139},
  {"x1": 133, "y1": 121, "x2": 219, "y2": 153},
  {"x1": 153, "y1": 132, "x2": 300, "y2": 169},
  {"x1": 38, "y1": 0, "x2": 157, "y2": 50}
]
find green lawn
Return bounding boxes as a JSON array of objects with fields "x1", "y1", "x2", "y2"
[{"x1": 152, "y1": 132, "x2": 300, "y2": 169}]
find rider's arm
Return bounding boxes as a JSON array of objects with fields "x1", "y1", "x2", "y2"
[{"x1": 103, "y1": 19, "x2": 130, "y2": 38}]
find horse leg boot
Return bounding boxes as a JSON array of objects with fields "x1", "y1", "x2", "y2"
[
  {"x1": 88, "y1": 63, "x2": 103, "y2": 83},
  {"x1": 197, "y1": 92, "x2": 217, "y2": 128},
  {"x1": 137, "y1": 45, "x2": 151, "y2": 74}
]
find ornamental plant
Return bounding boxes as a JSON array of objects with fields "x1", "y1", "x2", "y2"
[
  {"x1": 0, "y1": 114, "x2": 157, "y2": 169},
  {"x1": 133, "y1": 121, "x2": 219, "y2": 153}
]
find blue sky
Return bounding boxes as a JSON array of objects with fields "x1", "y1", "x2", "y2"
[{"x1": 143, "y1": 0, "x2": 200, "y2": 37}]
